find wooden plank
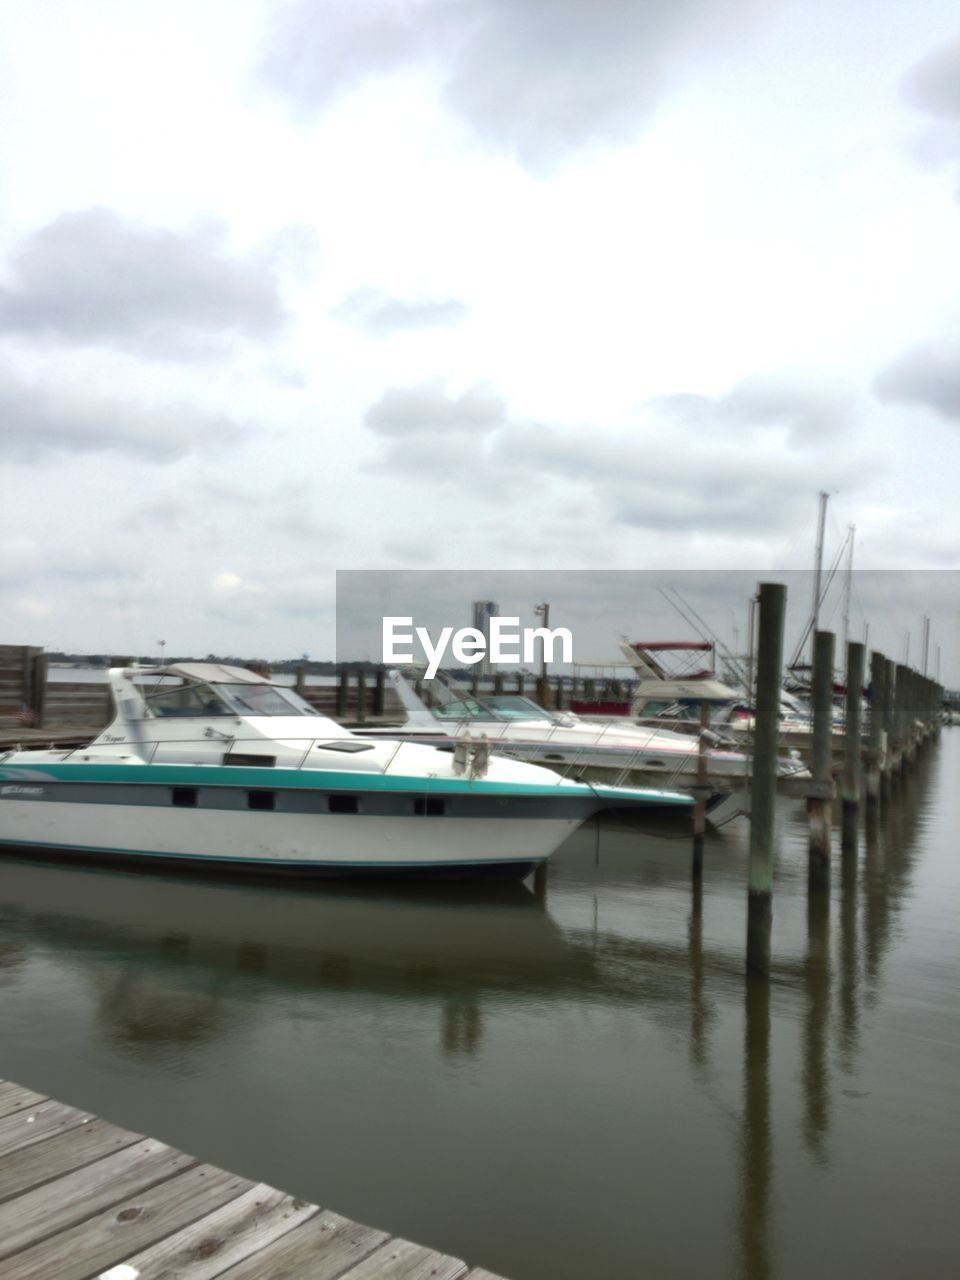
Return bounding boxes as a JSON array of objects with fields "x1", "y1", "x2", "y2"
[
  {"x1": 0, "y1": 1139, "x2": 194, "y2": 1263},
  {"x1": 2, "y1": 1163, "x2": 251, "y2": 1280},
  {"x1": 336, "y1": 1238, "x2": 469, "y2": 1280},
  {"x1": 215, "y1": 1209, "x2": 389, "y2": 1280},
  {"x1": 0, "y1": 1085, "x2": 48, "y2": 1121},
  {"x1": 0, "y1": 1117, "x2": 142, "y2": 1203},
  {"x1": 0, "y1": 1100, "x2": 94, "y2": 1159},
  {"x1": 113, "y1": 1182, "x2": 318, "y2": 1279}
]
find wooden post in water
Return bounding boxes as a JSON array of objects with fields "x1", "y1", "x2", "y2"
[
  {"x1": 881, "y1": 657, "x2": 896, "y2": 800},
  {"x1": 294, "y1": 665, "x2": 306, "y2": 697},
  {"x1": 807, "y1": 629, "x2": 835, "y2": 892},
  {"x1": 30, "y1": 651, "x2": 48, "y2": 729},
  {"x1": 865, "y1": 651, "x2": 885, "y2": 811},
  {"x1": 892, "y1": 662, "x2": 907, "y2": 779},
  {"x1": 336, "y1": 666, "x2": 349, "y2": 719},
  {"x1": 841, "y1": 640, "x2": 864, "y2": 851},
  {"x1": 373, "y1": 668, "x2": 385, "y2": 717},
  {"x1": 355, "y1": 669, "x2": 367, "y2": 725},
  {"x1": 747, "y1": 582, "x2": 786, "y2": 978},
  {"x1": 904, "y1": 669, "x2": 918, "y2": 765},
  {"x1": 692, "y1": 701, "x2": 710, "y2": 880}
]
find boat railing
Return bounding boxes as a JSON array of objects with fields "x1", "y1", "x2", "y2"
[{"x1": 56, "y1": 732, "x2": 414, "y2": 779}]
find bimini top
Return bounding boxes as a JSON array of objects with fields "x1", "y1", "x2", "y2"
[{"x1": 150, "y1": 662, "x2": 272, "y2": 685}]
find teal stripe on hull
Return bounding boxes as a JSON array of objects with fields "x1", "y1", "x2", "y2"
[{"x1": 0, "y1": 761, "x2": 690, "y2": 805}]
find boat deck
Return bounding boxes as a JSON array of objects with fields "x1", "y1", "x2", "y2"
[{"x1": 0, "y1": 1080, "x2": 507, "y2": 1280}]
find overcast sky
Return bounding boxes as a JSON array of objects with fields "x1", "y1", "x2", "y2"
[{"x1": 0, "y1": 0, "x2": 958, "y2": 673}]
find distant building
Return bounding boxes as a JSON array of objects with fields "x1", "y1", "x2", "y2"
[{"x1": 472, "y1": 600, "x2": 498, "y2": 676}]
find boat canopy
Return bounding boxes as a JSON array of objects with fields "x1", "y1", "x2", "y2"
[{"x1": 129, "y1": 663, "x2": 321, "y2": 719}]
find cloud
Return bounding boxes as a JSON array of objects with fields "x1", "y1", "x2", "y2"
[
  {"x1": 261, "y1": 0, "x2": 768, "y2": 167},
  {"x1": 362, "y1": 373, "x2": 870, "y2": 541},
  {"x1": 335, "y1": 287, "x2": 467, "y2": 336},
  {"x1": 364, "y1": 381, "x2": 506, "y2": 435},
  {"x1": 874, "y1": 339, "x2": 960, "y2": 423},
  {"x1": 901, "y1": 36, "x2": 960, "y2": 186},
  {"x1": 0, "y1": 363, "x2": 245, "y2": 462},
  {"x1": 0, "y1": 209, "x2": 290, "y2": 358},
  {"x1": 902, "y1": 35, "x2": 960, "y2": 120}
]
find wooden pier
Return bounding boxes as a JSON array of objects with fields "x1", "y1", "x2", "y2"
[{"x1": 0, "y1": 1079, "x2": 506, "y2": 1280}]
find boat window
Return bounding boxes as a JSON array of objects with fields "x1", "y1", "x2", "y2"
[
  {"x1": 432, "y1": 698, "x2": 498, "y2": 722},
  {"x1": 636, "y1": 699, "x2": 680, "y2": 717},
  {"x1": 414, "y1": 797, "x2": 446, "y2": 816},
  {"x1": 215, "y1": 684, "x2": 321, "y2": 717},
  {"x1": 314, "y1": 741, "x2": 375, "y2": 754},
  {"x1": 148, "y1": 684, "x2": 232, "y2": 717},
  {"x1": 432, "y1": 695, "x2": 554, "y2": 723},
  {"x1": 247, "y1": 790, "x2": 276, "y2": 811},
  {"x1": 328, "y1": 794, "x2": 359, "y2": 814},
  {"x1": 172, "y1": 787, "x2": 198, "y2": 806},
  {"x1": 483, "y1": 696, "x2": 555, "y2": 721}
]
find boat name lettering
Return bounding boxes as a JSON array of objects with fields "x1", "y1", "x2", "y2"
[
  {"x1": 383, "y1": 616, "x2": 574, "y2": 679},
  {"x1": 1, "y1": 785, "x2": 43, "y2": 796}
]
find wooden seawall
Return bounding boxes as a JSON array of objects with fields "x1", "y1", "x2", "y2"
[{"x1": 0, "y1": 1079, "x2": 506, "y2": 1280}]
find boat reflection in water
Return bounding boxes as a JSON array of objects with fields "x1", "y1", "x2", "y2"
[{"x1": 0, "y1": 859, "x2": 597, "y2": 1062}]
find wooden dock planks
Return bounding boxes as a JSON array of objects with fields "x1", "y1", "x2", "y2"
[{"x1": 0, "y1": 1080, "x2": 510, "y2": 1279}]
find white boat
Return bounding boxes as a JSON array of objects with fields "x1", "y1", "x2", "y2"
[
  {"x1": 619, "y1": 641, "x2": 848, "y2": 755},
  {"x1": 363, "y1": 669, "x2": 808, "y2": 818},
  {"x1": 0, "y1": 663, "x2": 691, "y2": 880}
]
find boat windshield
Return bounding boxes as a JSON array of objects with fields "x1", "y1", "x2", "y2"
[
  {"x1": 432, "y1": 695, "x2": 554, "y2": 723},
  {"x1": 146, "y1": 682, "x2": 320, "y2": 718}
]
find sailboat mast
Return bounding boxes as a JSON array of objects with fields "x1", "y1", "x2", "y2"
[
  {"x1": 841, "y1": 523, "x2": 855, "y2": 659},
  {"x1": 810, "y1": 490, "x2": 829, "y2": 665}
]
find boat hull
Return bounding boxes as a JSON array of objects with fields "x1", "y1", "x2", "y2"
[
  {"x1": 0, "y1": 791, "x2": 579, "y2": 877},
  {"x1": 0, "y1": 760, "x2": 690, "y2": 879}
]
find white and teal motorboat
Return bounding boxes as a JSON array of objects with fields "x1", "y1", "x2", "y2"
[{"x1": 0, "y1": 663, "x2": 691, "y2": 879}]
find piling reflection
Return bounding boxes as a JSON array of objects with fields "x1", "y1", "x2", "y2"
[
  {"x1": 738, "y1": 976, "x2": 771, "y2": 1280},
  {"x1": 802, "y1": 886, "x2": 830, "y2": 1164}
]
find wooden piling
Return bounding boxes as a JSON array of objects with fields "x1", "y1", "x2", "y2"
[
  {"x1": 30, "y1": 652, "x2": 48, "y2": 728},
  {"x1": 355, "y1": 669, "x2": 367, "y2": 725},
  {"x1": 841, "y1": 640, "x2": 864, "y2": 850},
  {"x1": 865, "y1": 651, "x2": 885, "y2": 810},
  {"x1": 373, "y1": 668, "x2": 385, "y2": 718},
  {"x1": 692, "y1": 701, "x2": 709, "y2": 880},
  {"x1": 807, "y1": 629, "x2": 835, "y2": 892},
  {"x1": 746, "y1": 582, "x2": 786, "y2": 978},
  {"x1": 881, "y1": 657, "x2": 895, "y2": 800},
  {"x1": 336, "y1": 667, "x2": 349, "y2": 719},
  {"x1": 892, "y1": 662, "x2": 908, "y2": 778}
]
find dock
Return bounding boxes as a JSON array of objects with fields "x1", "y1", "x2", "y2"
[{"x1": 0, "y1": 1079, "x2": 506, "y2": 1280}]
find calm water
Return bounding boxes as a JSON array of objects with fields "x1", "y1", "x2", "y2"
[{"x1": 1, "y1": 733, "x2": 958, "y2": 1279}]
